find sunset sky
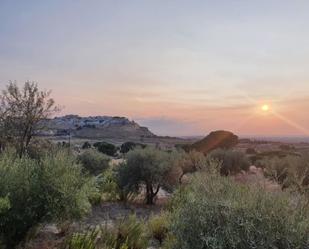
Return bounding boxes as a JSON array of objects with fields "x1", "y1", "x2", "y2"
[{"x1": 1, "y1": 1, "x2": 309, "y2": 136}]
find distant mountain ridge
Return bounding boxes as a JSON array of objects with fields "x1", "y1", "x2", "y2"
[{"x1": 39, "y1": 115, "x2": 155, "y2": 139}]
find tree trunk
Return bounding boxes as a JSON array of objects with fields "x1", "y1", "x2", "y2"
[
  {"x1": 145, "y1": 184, "x2": 153, "y2": 205},
  {"x1": 145, "y1": 183, "x2": 160, "y2": 205}
]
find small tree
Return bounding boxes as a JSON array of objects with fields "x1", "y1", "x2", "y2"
[
  {"x1": 177, "y1": 150, "x2": 208, "y2": 183},
  {"x1": 0, "y1": 81, "x2": 58, "y2": 156},
  {"x1": 77, "y1": 149, "x2": 110, "y2": 175},
  {"x1": 115, "y1": 147, "x2": 170, "y2": 205},
  {"x1": 209, "y1": 148, "x2": 250, "y2": 175},
  {"x1": 93, "y1": 141, "x2": 118, "y2": 156},
  {"x1": 120, "y1": 141, "x2": 146, "y2": 154},
  {"x1": 82, "y1": 141, "x2": 92, "y2": 149}
]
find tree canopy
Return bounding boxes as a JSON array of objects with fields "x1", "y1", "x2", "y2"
[{"x1": 0, "y1": 81, "x2": 58, "y2": 155}]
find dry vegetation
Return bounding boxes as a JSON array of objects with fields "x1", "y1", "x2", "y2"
[{"x1": 0, "y1": 82, "x2": 308, "y2": 249}]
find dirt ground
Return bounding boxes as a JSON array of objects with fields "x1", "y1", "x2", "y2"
[{"x1": 23, "y1": 200, "x2": 166, "y2": 249}]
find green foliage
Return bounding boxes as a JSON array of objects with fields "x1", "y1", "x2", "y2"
[
  {"x1": 148, "y1": 213, "x2": 169, "y2": 245},
  {"x1": 78, "y1": 149, "x2": 110, "y2": 175},
  {"x1": 0, "y1": 81, "x2": 58, "y2": 156},
  {"x1": 26, "y1": 138, "x2": 57, "y2": 159},
  {"x1": 167, "y1": 173, "x2": 309, "y2": 249},
  {"x1": 114, "y1": 162, "x2": 138, "y2": 203},
  {"x1": 63, "y1": 228, "x2": 100, "y2": 249},
  {"x1": 0, "y1": 197, "x2": 10, "y2": 215},
  {"x1": 178, "y1": 150, "x2": 208, "y2": 181},
  {"x1": 163, "y1": 150, "x2": 210, "y2": 188},
  {"x1": 82, "y1": 141, "x2": 92, "y2": 150},
  {"x1": 259, "y1": 157, "x2": 290, "y2": 184},
  {"x1": 63, "y1": 215, "x2": 148, "y2": 249},
  {"x1": 259, "y1": 154, "x2": 309, "y2": 196},
  {"x1": 120, "y1": 142, "x2": 146, "y2": 154},
  {"x1": 93, "y1": 142, "x2": 118, "y2": 157},
  {"x1": 0, "y1": 149, "x2": 95, "y2": 248},
  {"x1": 115, "y1": 147, "x2": 171, "y2": 204},
  {"x1": 113, "y1": 215, "x2": 148, "y2": 249},
  {"x1": 97, "y1": 169, "x2": 120, "y2": 201},
  {"x1": 209, "y1": 149, "x2": 250, "y2": 175}
]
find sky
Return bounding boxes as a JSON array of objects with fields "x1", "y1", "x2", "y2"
[{"x1": 1, "y1": 0, "x2": 309, "y2": 136}]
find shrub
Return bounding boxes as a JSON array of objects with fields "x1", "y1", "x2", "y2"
[
  {"x1": 26, "y1": 138, "x2": 57, "y2": 159},
  {"x1": 77, "y1": 149, "x2": 110, "y2": 175},
  {"x1": 63, "y1": 228, "x2": 99, "y2": 249},
  {"x1": 63, "y1": 215, "x2": 148, "y2": 249},
  {"x1": 0, "y1": 149, "x2": 95, "y2": 248},
  {"x1": 115, "y1": 147, "x2": 171, "y2": 204},
  {"x1": 120, "y1": 142, "x2": 146, "y2": 154},
  {"x1": 82, "y1": 141, "x2": 92, "y2": 149},
  {"x1": 114, "y1": 162, "x2": 138, "y2": 203},
  {"x1": 113, "y1": 215, "x2": 148, "y2": 249},
  {"x1": 148, "y1": 213, "x2": 169, "y2": 245},
  {"x1": 167, "y1": 173, "x2": 309, "y2": 249},
  {"x1": 209, "y1": 149, "x2": 250, "y2": 175},
  {"x1": 178, "y1": 150, "x2": 208, "y2": 183},
  {"x1": 0, "y1": 197, "x2": 10, "y2": 216},
  {"x1": 279, "y1": 144, "x2": 295, "y2": 151},
  {"x1": 164, "y1": 150, "x2": 222, "y2": 188},
  {"x1": 93, "y1": 142, "x2": 118, "y2": 156},
  {"x1": 259, "y1": 156, "x2": 290, "y2": 185},
  {"x1": 97, "y1": 169, "x2": 120, "y2": 201},
  {"x1": 245, "y1": 148, "x2": 256, "y2": 154},
  {"x1": 259, "y1": 154, "x2": 309, "y2": 195}
]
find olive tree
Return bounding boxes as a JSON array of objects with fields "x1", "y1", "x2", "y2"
[
  {"x1": 115, "y1": 147, "x2": 171, "y2": 205},
  {"x1": 77, "y1": 149, "x2": 110, "y2": 175},
  {"x1": 0, "y1": 149, "x2": 95, "y2": 248},
  {"x1": 177, "y1": 150, "x2": 208, "y2": 183},
  {"x1": 0, "y1": 81, "x2": 58, "y2": 156}
]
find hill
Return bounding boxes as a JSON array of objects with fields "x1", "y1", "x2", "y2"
[
  {"x1": 190, "y1": 130, "x2": 238, "y2": 154},
  {"x1": 39, "y1": 115, "x2": 155, "y2": 139}
]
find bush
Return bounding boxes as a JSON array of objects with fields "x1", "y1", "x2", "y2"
[
  {"x1": 259, "y1": 154, "x2": 309, "y2": 195},
  {"x1": 148, "y1": 213, "x2": 169, "y2": 245},
  {"x1": 97, "y1": 169, "x2": 120, "y2": 201},
  {"x1": 209, "y1": 149, "x2": 250, "y2": 175},
  {"x1": 115, "y1": 147, "x2": 171, "y2": 204},
  {"x1": 82, "y1": 141, "x2": 92, "y2": 149},
  {"x1": 114, "y1": 162, "x2": 138, "y2": 203},
  {"x1": 77, "y1": 149, "x2": 110, "y2": 175},
  {"x1": 178, "y1": 150, "x2": 208, "y2": 182},
  {"x1": 245, "y1": 148, "x2": 256, "y2": 154},
  {"x1": 259, "y1": 156, "x2": 290, "y2": 185},
  {"x1": 279, "y1": 144, "x2": 295, "y2": 151},
  {"x1": 63, "y1": 215, "x2": 148, "y2": 249},
  {"x1": 120, "y1": 142, "x2": 146, "y2": 154},
  {"x1": 0, "y1": 197, "x2": 10, "y2": 215},
  {"x1": 63, "y1": 229, "x2": 99, "y2": 249},
  {"x1": 167, "y1": 173, "x2": 309, "y2": 249},
  {"x1": 93, "y1": 142, "x2": 118, "y2": 156},
  {"x1": 26, "y1": 138, "x2": 57, "y2": 159},
  {"x1": 0, "y1": 149, "x2": 95, "y2": 248}
]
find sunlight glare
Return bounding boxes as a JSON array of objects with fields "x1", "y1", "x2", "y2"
[{"x1": 262, "y1": 104, "x2": 269, "y2": 112}]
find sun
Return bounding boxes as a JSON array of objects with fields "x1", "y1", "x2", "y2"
[{"x1": 261, "y1": 104, "x2": 270, "y2": 112}]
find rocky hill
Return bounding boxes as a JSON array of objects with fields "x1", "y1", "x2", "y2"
[
  {"x1": 190, "y1": 130, "x2": 238, "y2": 154},
  {"x1": 39, "y1": 115, "x2": 155, "y2": 139}
]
